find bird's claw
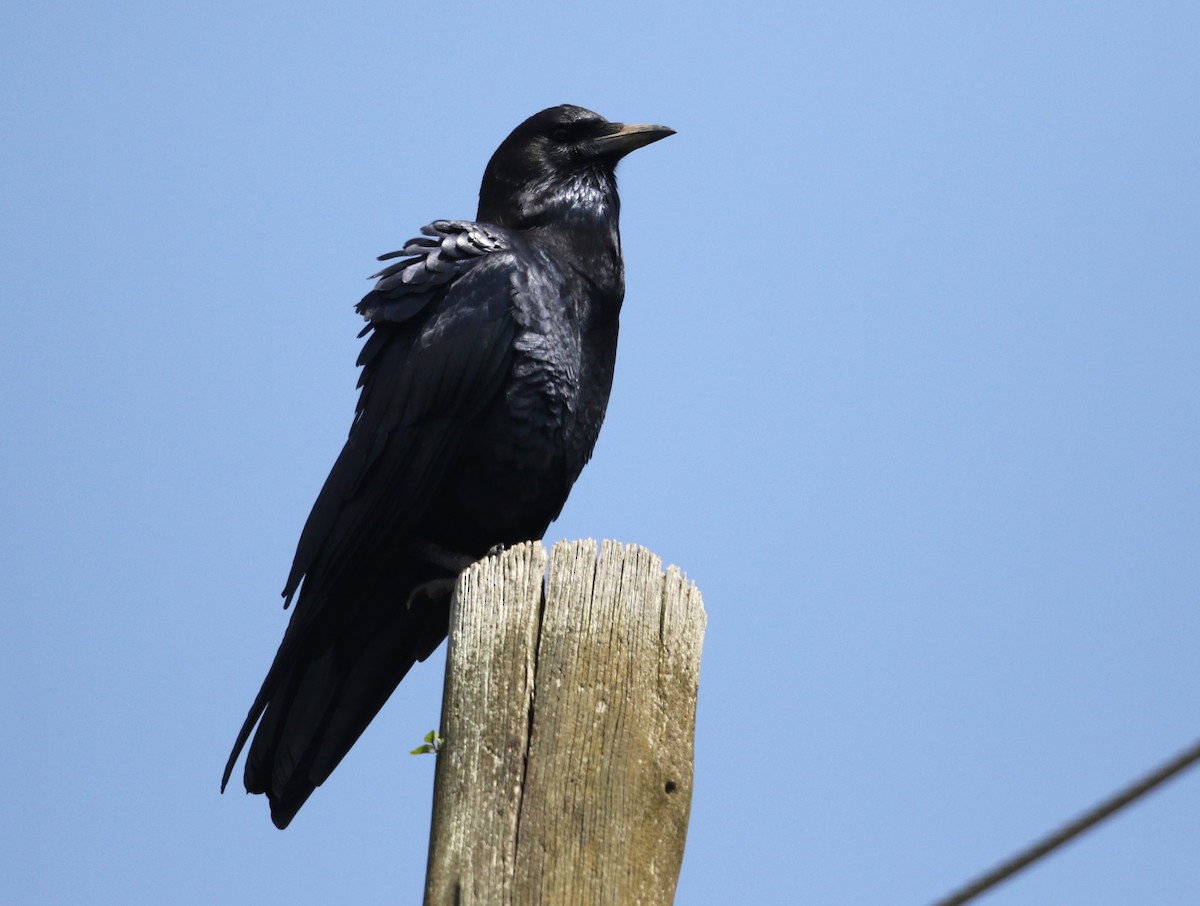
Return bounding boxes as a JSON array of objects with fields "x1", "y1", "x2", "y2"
[
  {"x1": 413, "y1": 541, "x2": 477, "y2": 573},
  {"x1": 405, "y1": 577, "x2": 457, "y2": 611}
]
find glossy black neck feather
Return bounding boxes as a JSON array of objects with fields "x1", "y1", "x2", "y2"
[{"x1": 478, "y1": 164, "x2": 625, "y2": 311}]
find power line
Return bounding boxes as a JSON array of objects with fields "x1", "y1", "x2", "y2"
[{"x1": 929, "y1": 737, "x2": 1200, "y2": 906}]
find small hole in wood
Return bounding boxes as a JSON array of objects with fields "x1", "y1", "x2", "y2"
[{"x1": 665, "y1": 780, "x2": 677, "y2": 794}]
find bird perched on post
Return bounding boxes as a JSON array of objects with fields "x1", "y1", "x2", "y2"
[{"x1": 222, "y1": 104, "x2": 673, "y2": 829}]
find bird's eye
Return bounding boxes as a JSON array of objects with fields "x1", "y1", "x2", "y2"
[{"x1": 550, "y1": 125, "x2": 573, "y2": 144}]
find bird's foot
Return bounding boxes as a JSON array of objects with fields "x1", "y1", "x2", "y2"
[
  {"x1": 405, "y1": 577, "x2": 457, "y2": 611},
  {"x1": 413, "y1": 541, "x2": 477, "y2": 573}
]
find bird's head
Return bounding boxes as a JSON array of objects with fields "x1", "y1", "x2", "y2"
[{"x1": 477, "y1": 104, "x2": 674, "y2": 229}]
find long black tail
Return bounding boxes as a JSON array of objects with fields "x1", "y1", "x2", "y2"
[{"x1": 222, "y1": 560, "x2": 452, "y2": 829}]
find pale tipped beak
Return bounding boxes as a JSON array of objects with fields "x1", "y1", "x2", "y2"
[{"x1": 591, "y1": 123, "x2": 676, "y2": 159}]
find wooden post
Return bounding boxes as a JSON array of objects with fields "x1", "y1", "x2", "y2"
[{"x1": 424, "y1": 539, "x2": 707, "y2": 906}]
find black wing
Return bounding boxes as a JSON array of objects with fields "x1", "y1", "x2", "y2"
[
  {"x1": 223, "y1": 221, "x2": 519, "y2": 823},
  {"x1": 283, "y1": 220, "x2": 513, "y2": 604}
]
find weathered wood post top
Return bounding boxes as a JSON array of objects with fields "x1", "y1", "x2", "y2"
[{"x1": 424, "y1": 539, "x2": 707, "y2": 906}]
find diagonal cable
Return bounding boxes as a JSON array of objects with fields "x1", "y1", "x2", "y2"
[{"x1": 929, "y1": 737, "x2": 1200, "y2": 906}]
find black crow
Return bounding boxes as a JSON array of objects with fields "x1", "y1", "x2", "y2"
[{"x1": 222, "y1": 104, "x2": 673, "y2": 828}]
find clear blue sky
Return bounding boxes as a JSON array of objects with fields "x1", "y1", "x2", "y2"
[{"x1": 3, "y1": 2, "x2": 1198, "y2": 903}]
